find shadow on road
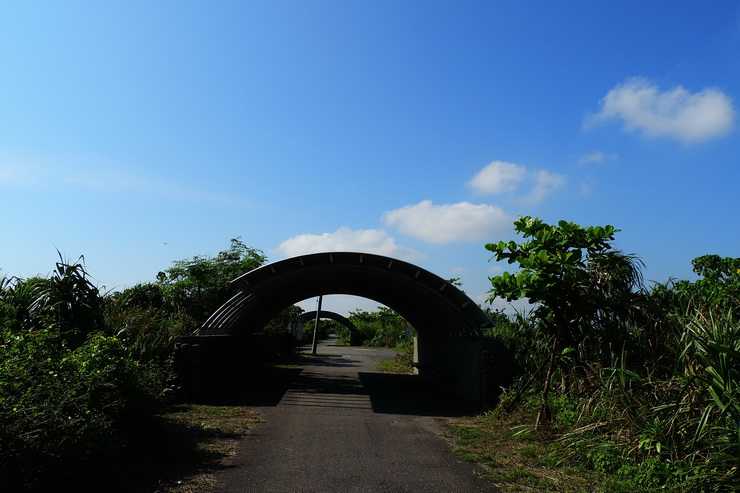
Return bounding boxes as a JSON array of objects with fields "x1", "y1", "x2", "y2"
[
  {"x1": 298, "y1": 353, "x2": 364, "y2": 368},
  {"x1": 203, "y1": 365, "x2": 302, "y2": 406},
  {"x1": 291, "y1": 372, "x2": 367, "y2": 395},
  {"x1": 211, "y1": 367, "x2": 479, "y2": 417},
  {"x1": 358, "y1": 372, "x2": 479, "y2": 417}
]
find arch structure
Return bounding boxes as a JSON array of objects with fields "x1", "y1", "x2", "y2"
[
  {"x1": 299, "y1": 310, "x2": 362, "y2": 345},
  {"x1": 200, "y1": 252, "x2": 492, "y2": 340}
]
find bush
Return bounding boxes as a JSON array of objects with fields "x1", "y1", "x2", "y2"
[
  {"x1": 348, "y1": 307, "x2": 412, "y2": 348},
  {"x1": 484, "y1": 226, "x2": 740, "y2": 491},
  {"x1": 0, "y1": 326, "x2": 159, "y2": 490}
]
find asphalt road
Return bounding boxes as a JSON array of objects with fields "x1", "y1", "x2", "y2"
[{"x1": 213, "y1": 337, "x2": 498, "y2": 492}]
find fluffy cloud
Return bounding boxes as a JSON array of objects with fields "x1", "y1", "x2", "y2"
[
  {"x1": 467, "y1": 160, "x2": 565, "y2": 204},
  {"x1": 278, "y1": 226, "x2": 425, "y2": 262},
  {"x1": 586, "y1": 77, "x2": 735, "y2": 143},
  {"x1": 382, "y1": 200, "x2": 512, "y2": 244},
  {"x1": 467, "y1": 161, "x2": 526, "y2": 195},
  {"x1": 521, "y1": 170, "x2": 567, "y2": 205}
]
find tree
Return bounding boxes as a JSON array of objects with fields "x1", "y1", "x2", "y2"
[
  {"x1": 485, "y1": 216, "x2": 644, "y2": 426},
  {"x1": 673, "y1": 254, "x2": 740, "y2": 314},
  {"x1": 156, "y1": 238, "x2": 266, "y2": 329},
  {"x1": 348, "y1": 307, "x2": 411, "y2": 348},
  {"x1": 30, "y1": 255, "x2": 105, "y2": 349}
]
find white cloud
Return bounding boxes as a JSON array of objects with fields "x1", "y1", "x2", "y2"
[
  {"x1": 467, "y1": 160, "x2": 526, "y2": 195},
  {"x1": 296, "y1": 295, "x2": 383, "y2": 317},
  {"x1": 521, "y1": 170, "x2": 566, "y2": 205},
  {"x1": 278, "y1": 226, "x2": 425, "y2": 262},
  {"x1": 449, "y1": 266, "x2": 469, "y2": 275},
  {"x1": 382, "y1": 200, "x2": 512, "y2": 244},
  {"x1": 467, "y1": 160, "x2": 565, "y2": 205},
  {"x1": 586, "y1": 77, "x2": 735, "y2": 143},
  {"x1": 577, "y1": 150, "x2": 618, "y2": 165}
]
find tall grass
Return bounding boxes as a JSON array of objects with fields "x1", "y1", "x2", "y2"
[
  {"x1": 0, "y1": 263, "x2": 162, "y2": 490},
  {"x1": 487, "y1": 298, "x2": 740, "y2": 490},
  {"x1": 545, "y1": 304, "x2": 740, "y2": 491}
]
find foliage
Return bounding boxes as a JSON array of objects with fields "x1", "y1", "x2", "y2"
[
  {"x1": 33, "y1": 254, "x2": 107, "y2": 348},
  {"x1": 484, "y1": 217, "x2": 740, "y2": 490},
  {"x1": 0, "y1": 239, "x2": 280, "y2": 489},
  {"x1": 103, "y1": 284, "x2": 191, "y2": 367},
  {"x1": 482, "y1": 307, "x2": 546, "y2": 378},
  {"x1": 0, "y1": 275, "x2": 45, "y2": 332},
  {"x1": 155, "y1": 237, "x2": 266, "y2": 330},
  {"x1": 0, "y1": 325, "x2": 158, "y2": 490},
  {"x1": 2, "y1": 254, "x2": 105, "y2": 349},
  {"x1": 348, "y1": 306, "x2": 412, "y2": 348},
  {"x1": 262, "y1": 305, "x2": 305, "y2": 360},
  {"x1": 0, "y1": 256, "x2": 161, "y2": 489},
  {"x1": 446, "y1": 410, "x2": 609, "y2": 492},
  {"x1": 377, "y1": 346, "x2": 414, "y2": 374},
  {"x1": 668, "y1": 254, "x2": 740, "y2": 315},
  {"x1": 302, "y1": 318, "x2": 341, "y2": 346},
  {"x1": 486, "y1": 216, "x2": 644, "y2": 426},
  {"x1": 485, "y1": 216, "x2": 644, "y2": 355},
  {"x1": 96, "y1": 238, "x2": 270, "y2": 367}
]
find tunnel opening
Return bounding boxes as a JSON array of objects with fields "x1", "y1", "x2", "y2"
[{"x1": 171, "y1": 252, "x2": 514, "y2": 407}]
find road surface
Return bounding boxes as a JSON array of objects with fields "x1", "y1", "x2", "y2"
[{"x1": 213, "y1": 337, "x2": 497, "y2": 492}]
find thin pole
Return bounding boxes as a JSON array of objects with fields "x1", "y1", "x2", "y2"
[{"x1": 311, "y1": 295, "x2": 323, "y2": 355}]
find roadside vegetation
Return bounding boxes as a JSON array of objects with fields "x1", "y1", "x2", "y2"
[
  {"x1": 448, "y1": 217, "x2": 740, "y2": 492},
  {"x1": 3, "y1": 218, "x2": 738, "y2": 492},
  {"x1": 0, "y1": 239, "x2": 274, "y2": 490},
  {"x1": 0, "y1": 237, "x2": 414, "y2": 491},
  {"x1": 346, "y1": 306, "x2": 413, "y2": 348}
]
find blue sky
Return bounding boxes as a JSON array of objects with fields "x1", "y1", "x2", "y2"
[{"x1": 1, "y1": 2, "x2": 738, "y2": 315}]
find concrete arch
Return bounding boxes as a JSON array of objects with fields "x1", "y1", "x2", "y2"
[
  {"x1": 200, "y1": 251, "x2": 491, "y2": 339},
  {"x1": 299, "y1": 310, "x2": 362, "y2": 346}
]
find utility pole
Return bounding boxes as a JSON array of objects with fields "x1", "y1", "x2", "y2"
[{"x1": 311, "y1": 295, "x2": 323, "y2": 355}]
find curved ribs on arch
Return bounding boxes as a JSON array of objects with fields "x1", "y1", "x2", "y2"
[{"x1": 200, "y1": 252, "x2": 491, "y2": 340}]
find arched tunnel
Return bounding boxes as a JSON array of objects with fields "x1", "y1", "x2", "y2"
[
  {"x1": 298, "y1": 310, "x2": 362, "y2": 346},
  {"x1": 172, "y1": 252, "x2": 512, "y2": 407},
  {"x1": 199, "y1": 251, "x2": 491, "y2": 339}
]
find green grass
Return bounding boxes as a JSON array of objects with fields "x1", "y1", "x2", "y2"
[
  {"x1": 443, "y1": 411, "x2": 623, "y2": 492},
  {"x1": 156, "y1": 404, "x2": 262, "y2": 492},
  {"x1": 11, "y1": 403, "x2": 263, "y2": 493},
  {"x1": 376, "y1": 346, "x2": 414, "y2": 374}
]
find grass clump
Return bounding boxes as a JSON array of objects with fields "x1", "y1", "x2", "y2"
[
  {"x1": 445, "y1": 408, "x2": 604, "y2": 492},
  {"x1": 154, "y1": 404, "x2": 262, "y2": 492},
  {"x1": 376, "y1": 343, "x2": 414, "y2": 374}
]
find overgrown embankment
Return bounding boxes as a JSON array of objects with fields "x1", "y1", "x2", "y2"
[{"x1": 449, "y1": 218, "x2": 740, "y2": 492}]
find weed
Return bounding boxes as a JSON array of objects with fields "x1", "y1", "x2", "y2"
[{"x1": 376, "y1": 346, "x2": 414, "y2": 374}]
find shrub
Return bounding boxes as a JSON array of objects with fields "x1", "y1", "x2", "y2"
[
  {"x1": 348, "y1": 307, "x2": 411, "y2": 348},
  {"x1": 0, "y1": 326, "x2": 159, "y2": 489}
]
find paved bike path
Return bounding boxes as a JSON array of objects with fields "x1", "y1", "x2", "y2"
[{"x1": 213, "y1": 339, "x2": 497, "y2": 492}]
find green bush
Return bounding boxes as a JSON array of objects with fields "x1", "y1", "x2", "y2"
[
  {"x1": 485, "y1": 219, "x2": 740, "y2": 491},
  {"x1": 348, "y1": 307, "x2": 411, "y2": 348},
  {"x1": 0, "y1": 242, "x2": 273, "y2": 489},
  {"x1": 155, "y1": 237, "x2": 266, "y2": 330},
  {"x1": 0, "y1": 326, "x2": 158, "y2": 489}
]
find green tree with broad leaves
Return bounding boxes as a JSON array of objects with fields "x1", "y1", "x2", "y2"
[
  {"x1": 486, "y1": 216, "x2": 644, "y2": 426},
  {"x1": 676, "y1": 254, "x2": 740, "y2": 313}
]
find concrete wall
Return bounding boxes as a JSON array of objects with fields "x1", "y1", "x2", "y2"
[
  {"x1": 169, "y1": 334, "x2": 265, "y2": 402},
  {"x1": 169, "y1": 333, "x2": 515, "y2": 408},
  {"x1": 414, "y1": 337, "x2": 483, "y2": 404},
  {"x1": 414, "y1": 336, "x2": 515, "y2": 407}
]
